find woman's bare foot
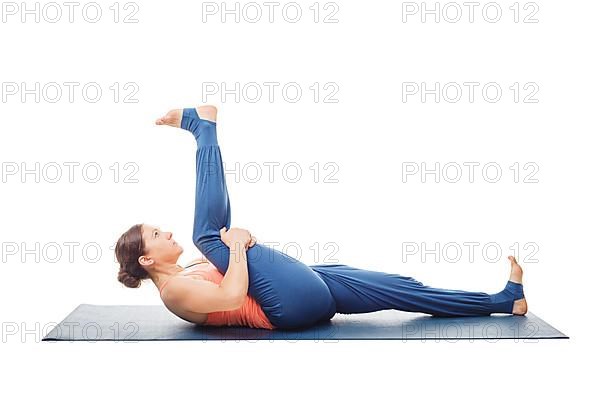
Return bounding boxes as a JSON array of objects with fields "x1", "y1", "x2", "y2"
[
  {"x1": 508, "y1": 255, "x2": 528, "y2": 315},
  {"x1": 155, "y1": 106, "x2": 217, "y2": 128},
  {"x1": 155, "y1": 109, "x2": 182, "y2": 128}
]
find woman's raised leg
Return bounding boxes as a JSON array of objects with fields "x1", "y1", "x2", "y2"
[
  {"x1": 182, "y1": 107, "x2": 336, "y2": 329},
  {"x1": 182, "y1": 107, "x2": 231, "y2": 259}
]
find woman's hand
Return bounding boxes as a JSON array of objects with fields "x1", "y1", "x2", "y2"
[
  {"x1": 248, "y1": 235, "x2": 257, "y2": 249},
  {"x1": 220, "y1": 227, "x2": 257, "y2": 250}
]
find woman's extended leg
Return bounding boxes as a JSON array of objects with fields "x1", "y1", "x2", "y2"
[
  {"x1": 310, "y1": 257, "x2": 526, "y2": 317},
  {"x1": 181, "y1": 107, "x2": 336, "y2": 329}
]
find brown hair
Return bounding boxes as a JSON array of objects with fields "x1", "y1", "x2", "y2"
[{"x1": 115, "y1": 223, "x2": 150, "y2": 288}]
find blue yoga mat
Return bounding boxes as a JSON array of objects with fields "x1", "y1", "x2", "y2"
[{"x1": 42, "y1": 304, "x2": 568, "y2": 341}]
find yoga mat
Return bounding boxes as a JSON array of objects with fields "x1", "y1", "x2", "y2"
[{"x1": 42, "y1": 304, "x2": 568, "y2": 341}]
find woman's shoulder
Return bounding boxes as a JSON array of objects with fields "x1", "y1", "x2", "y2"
[
  {"x1": 160, "y1": 276, "x2": 210, "y2": 325},
  {"x1": 160, "y1": 260, "x2": 221, "y2": 304},
  {"x1": 159, "y1": 269, "x2": 206, "y2": 299},
  {"x1": 165, "y1": 270, "x2": 207, "y2": 289}
]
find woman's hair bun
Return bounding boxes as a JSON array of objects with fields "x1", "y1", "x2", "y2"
[{"x1": 117, "y1": 269, "x2": 141, "y2": 289}]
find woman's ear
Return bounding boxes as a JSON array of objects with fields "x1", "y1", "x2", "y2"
[{"x1": 138, "y1": 255, "x2": 154, "y2": 268}]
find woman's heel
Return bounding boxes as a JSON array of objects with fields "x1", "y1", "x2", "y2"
[{"x1": 489, "y1": 281, "x2": 525, "y2": 314}]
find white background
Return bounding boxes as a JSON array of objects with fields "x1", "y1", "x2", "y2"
[{"x1": 1, "y1": 0, "x2": 597, "y2": 398}]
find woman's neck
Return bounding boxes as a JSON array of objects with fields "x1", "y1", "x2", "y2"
[{"x1": 151, "y1": 263, "x2": 185, "y2": 286}]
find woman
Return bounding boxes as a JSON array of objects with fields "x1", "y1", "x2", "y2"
[{"x1": 115, "y1": 105, "x2": 528, "y2": 331}]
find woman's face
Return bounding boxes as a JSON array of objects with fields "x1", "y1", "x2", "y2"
[{"x1": 139, "y1": 224, "x2": 183, "y2": 267}]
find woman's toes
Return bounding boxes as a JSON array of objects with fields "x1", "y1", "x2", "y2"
[
  {"x1": 508, "y1": 255, "x2": 523, "y2": 284},
  {"x1": 155, "y1": 109, "x2": 182, "y2": 128}
]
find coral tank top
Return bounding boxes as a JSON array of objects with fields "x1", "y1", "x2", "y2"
[{"x1": 159, "y1": 261, "x2": 275, "y2": 330}]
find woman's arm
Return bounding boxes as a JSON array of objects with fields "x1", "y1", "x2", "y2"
[
  {"x1": 165, "y1": 228, "x2": 253, "y2": 313},
  {"x1": 167, "y1": 276, "x2": 246, "y2": 313},
  {"x1": 217, "y1": 227, "x2": 253, "y2": 300}
]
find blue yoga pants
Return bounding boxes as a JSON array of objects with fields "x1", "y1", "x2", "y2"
[{"x1": 185, "y1": 108, "x2": 522, "y2": 330}]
